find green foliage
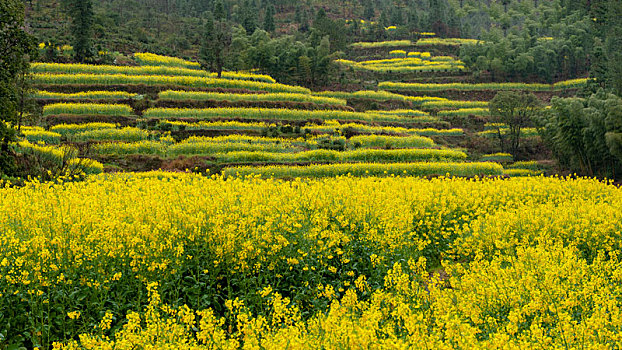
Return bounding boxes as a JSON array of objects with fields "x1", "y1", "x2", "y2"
[
  {"x1": 70, "y1": 127, "x2": 150, "y2": 142},
  {"x1": 590, "y1": 0, "x2": 622, "y2": 94},
  {"x1": 12, "y1": 141, "x2": 103, "y2": 181},
  {"x1": 200, "y1": 11, "x2": 232, "y2": 78},
  {"x1": 224, "y1": 161, "x2": 503, "y2": 179},
  {"x1": 348, "y1": 135, "x2": 435, "y2": 149},
  {"x1": 62, "y1": 0, "x2": 94, "y2": 62},
  {"x1": 19, "y1": 127, "x2": 62, "y2": 144},
  {"x1": 0, "y1": 0, "x2": 37, "y2": 176},
  {"x1": 33, "y1": 73, "x2": 308, "y2": 93},
  {"x1": 213, "y1": 148, "x2": 466, "y2": 164},
  {"x1": 536, "y1": 91, "x2": 622, "y2": 178},
  {"x1": 489, "y1": 91, "x2": 542, "y2": 157},
  {"x1": 42, "y1": 103, "x2": 134, "y2": 116},
  {"x1": 459, "y1": 13, "x2": 593, "y2": 82},
  {"x1": 480, "y1": 153, "x2": 514, "y2": 163},
  {"x1": 264, "y1": 5, "x2": 276, "y2": 33},
  {"x1": 379, "y1": 81, "x2": 585, "y2": 92},
  {"x1": 142, "y1": 107, "x2": 411, "y2": 123},
  {"x1": 50, "y1": 123, "x2": 117, "y2": 136},
  {"x1": 158, "y1": 90, "x2": 346, "y2": 106}
]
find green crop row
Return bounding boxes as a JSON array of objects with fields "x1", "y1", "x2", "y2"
[
  {"x1": 33, "y1": 90, "x2": 139, "y2": 100},
  {"x1": 93, "y1": 142, "x2": 466, "y2": 163},
  {"x1": 480, "y1": 153, "x2": 514, "y2": 163},
  {"x1": 154, "y1": 119, "x2": 460, "y2": 137},
  {"x1": 336, "y1": 59, "x2": 465, "y2": 73},
  {"x1": 421, "y1": 100, "x2": 489, "y2": 109},
  {"x1": 42, "y1": 103, "x2": 134, "y2": 116},
  {"x1": 33, "y1": 73, "x2": 309, "y2": 94},
  {"x1": 380, "y1": 79, "x2": 589, "y2": 92},
  {"x1": 415, "y1": 38, "x2": 482, "y2": 46},
  {"x1": 178, "y1": 134, "x2": 435, "y2": 151},
  {"x1": 504, "y1": 168, "x2": 544, "y2": 177},
  {"x1": 507, "y1": 161, "x2": 547, "y2": 170},
  {"x1": 223, "y1": 161, "x2": 503, "y2": 178},
  {"x1": 32, "y1": 63, "x2": 276, "y2": 83},
  {"x1": 134, "y1": 52, "x2": 201, "y2": 69},
  {"x1": 348, "y1": 135, "x2": 435, "y2": 149},
  {"x1": 92, "y1": 140, "x2": 168, "y2": 155},
  {"x1": 141, "y1": 107, "x2": 410, "y2": 123},
  {"x1": 368, "y1": 109, "x2": 430, "y2": 117},
  {"x1": 350, "y1": 40, "x2": 413, "y2": 49},
  {"x1": 438, "y1": 108, "x2": 490, "y2": 117},
  {"x1": 308, "y1": 121, "x2": 463, "y2": 136},
  {"x1": 215, "y1": 148, "x2": 466, "y2": 163},
  {"x1": 69, "y1": 127, "x2": 151, "y2": 143},
  {"x1": 313, "y1": 90, "x2": 448, "y2": 104},
  {"x1": 158, "y1": 90, "x2": 346, "y2": 106},
  {"x1": 19, "y1": 127, "x2": 62, "y2": 144},
  {"x1": 50, "y1": 123, "x2": 118, "y2": 135},
  {"x1": 478, "y1": 128, "x2": 540, "y2": 138}
]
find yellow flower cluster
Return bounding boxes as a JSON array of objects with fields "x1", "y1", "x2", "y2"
[
  {"x1": 389, "y1": 49, "x2": 406, "y2": 57},
  {"x1": 19, "y1": 127, "x2": 62, "y2": 144},
  {"x1": 158, "y1": 90, "x2": 346, "y2": 106},
  {"x1": 336, "y1": 57, "x2": 465, "y2": 73},
  {"x1": 552, "y1": 77, "x2": 591, "y2": 89},
  {"x1": 421, "y1": 100, "x2": 489, "y2": 109},
  {"x1": 32, "y1": 73, "x2": 309, "y2": 94},
  {"x1": 34, "y1": 90, "x2": 138, "y2": 101},
  {"x1": 225, "y1": 161, "x2": 497, "y2": 178},
  {"x1": 438, "y1": 108, "x2": 490, "y2": 117},
  {"x1": 3, "y1": 175, "x2": 618, "y2": 348},
  {"x1": 69, "y1": 127, "x2": 150, "y2": 143},
  {"x1": 42, "y1": 103, "x2": 134, "y2": 117},
  {"x1": 416, "y1": 38, "x2": 483, "y2": 46},
  {"x1": 313, "y1": 90, "x2": 446, "y2": 104},
  {"x1": 155, "y1": 119, "x2": 459, "y2": 137},
  {"x1": 350, "y1": 40, "x2": 413, "y2": 49},
  {"x1": 50, "y1": 123, "x2": 118, "y2": 136},
  {"x1": 380, "y1": 79, "x2": 590, "y2": 92},
  {"x1": 133, "y1": 52, "x2": 202, "y2": 69},
  {"x1": 32, "y1": 62, "x2": 277, "y2": 83},
  {"x1": 142, "y1": 107, "x2": 410, "y2": 123}
]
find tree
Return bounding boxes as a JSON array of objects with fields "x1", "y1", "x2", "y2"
[
  {"x1": 63, "y1": 0, "x2": 94, "y2": 62},
  {"x1": 363, "y1": 0, "x2": 375, "y2": 20},
  {"x1": 0, "y1": 0, "x2": 36, "y2": 175},
  {"x1": 263, "y1": 5, "x2": 276, "y2": 32},
  {"x1": 200, "y1": 11, "x2": 232, "y2": 78},
  {"x1": 537, "y1": 92, "x2": 622, "y2": 178},
  {"x1": 489, "y1": 91, "x2": 542, "y2": 157},
  {"x1": 312, "y1": 8, "x2": 347, "y2": 52}
]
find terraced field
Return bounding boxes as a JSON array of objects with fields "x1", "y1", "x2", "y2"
[
  {"x1": 24, "y1": 46, "x2": 587, "y2": 178},
  {"x1": 5, "y1": 35, "x2": 613, "y2": 350}
]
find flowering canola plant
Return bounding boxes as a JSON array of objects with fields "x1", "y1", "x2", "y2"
[{"x1": 1, "y1": 175, "x2": 621, "y2": 348}]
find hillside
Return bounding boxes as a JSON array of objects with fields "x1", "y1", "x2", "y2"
[
  {"x1": 22, "y1": 37, "x2": 588, "y2": 178},
  {"x1": 2, "y1": 1, "x2": 622, "y2": 349}
]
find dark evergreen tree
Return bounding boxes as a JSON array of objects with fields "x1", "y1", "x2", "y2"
[
  {"x1": 0, "y1": 0, "x2": 36, "y2": 175},
  {"x1": 363, "y1": 0, "x2": 375, "y2": 20},
  {"x1": 63, "y1": 0, "x2": 94, "y2": 62},
  {"x1": 200, "y1": 11, "x2": 232, "y2": 77},
  {"x1": 264, "y1": 5, "x2": 276, "y2": 32}
]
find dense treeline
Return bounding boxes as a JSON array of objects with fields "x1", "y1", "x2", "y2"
[
  {"x1": 25, "y1": 0, "x2": 589, "y2": 57},
  {"x1": 26, "y1": 0, "x2": 603, "y2": 84},
  {"x1": 537, "y1": 91, "x2": 622, "y2": 179}
]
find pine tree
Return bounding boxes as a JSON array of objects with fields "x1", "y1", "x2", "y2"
[
  {"x1": 63, "y1": 0, "x2": 94, "y2": 62},
  {"x1": 213, "y1": 0, "x2": 226, "y2": 20},
  {"x1": 200, "y1": 11, "x2": 232, "y2": 77},
  {"x1": 264, "y1": 5, "x2": 276, "y2": 32},
  {"x1": 0, "y1": 0, "x2": 36, "y2": 175}
]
